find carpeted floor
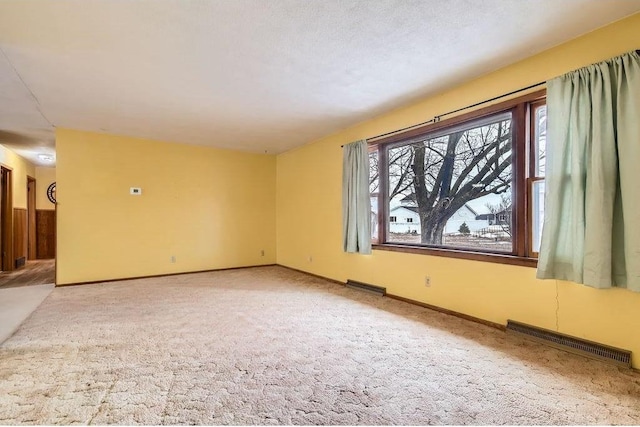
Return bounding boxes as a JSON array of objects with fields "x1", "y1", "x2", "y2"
[{"x1": 0, "y1": 266, "x2": 639, "y2": 425}]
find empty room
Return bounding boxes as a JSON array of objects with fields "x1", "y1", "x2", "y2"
[{"x1": 1, "y1": 0, "x2": 640, "y2": 425}]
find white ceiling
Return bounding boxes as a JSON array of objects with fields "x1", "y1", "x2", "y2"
[{"x1": 1, "y1": 0, "x2": 639, "y2": 165}]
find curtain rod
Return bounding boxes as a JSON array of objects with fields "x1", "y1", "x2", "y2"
[
  {"x1": 341, "y1": 80, "x2": 545, "y2": 147},
  {"x1": 340, "y1": 49, "x2": 638, "y2": 147}
]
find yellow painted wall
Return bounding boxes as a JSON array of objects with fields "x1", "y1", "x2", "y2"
[
  {"x1": 276, "y1": 13, "x2": 640, "y2": 367},
  {"x1": 35, "y1": 166, "x2": 56, "y2": 210},
  {"x1": 56, "y1": 128, "x2": 276, "y2": 285},
  {"x1": 0, "y1": 144, "x2": 36, "y2": 209}
]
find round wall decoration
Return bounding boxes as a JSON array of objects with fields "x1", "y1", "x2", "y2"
[{"x1": 47, "y1": 182, "x2": 56, "y2": 204}]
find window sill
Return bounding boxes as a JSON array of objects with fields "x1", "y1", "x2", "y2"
[{"x1": 372, "y1": 243, "x2": 538, "y2": 268}]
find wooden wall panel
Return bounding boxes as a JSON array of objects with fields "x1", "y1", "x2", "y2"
[
  {"x1": 13, "y1": 208, "x2": 27, "y2": 267},
  {"x1": 36, "y1": 209, "x2": 56, "y2": 259}
]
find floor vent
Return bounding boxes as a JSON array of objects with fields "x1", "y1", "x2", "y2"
[
  {"x1": 506, "y1": 320, "x2": 631, "y2": 367},
  {"x1": 346, "y1": 280, "x2": 386, "y2": 296}
]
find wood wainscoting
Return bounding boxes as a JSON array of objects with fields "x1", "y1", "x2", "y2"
[
  {"x1": 36, "y1": 209, "x2": 56, "y2": 259},
  {"x1": 13, "y1": 208, "x2": 27, "y2": 267}
]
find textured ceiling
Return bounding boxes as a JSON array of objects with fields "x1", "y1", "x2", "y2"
[{"x1": 1, "y1": 0, "x2": 639, "y2": 165}]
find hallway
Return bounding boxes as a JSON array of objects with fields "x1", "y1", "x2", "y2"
[{"x1": 0, "y1": 259, "x2": 55, "y2": 289}]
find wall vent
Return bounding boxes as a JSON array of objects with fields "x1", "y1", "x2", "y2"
[
  {"x1": 346, "y1": 280, "x2": 386, "y2": 296},
  {"x1": 15, "y1": 256, "x2": 26, "y2": 268},
  {"x1": 506, "y1": 320, "x2": 631, "y2": 368}
]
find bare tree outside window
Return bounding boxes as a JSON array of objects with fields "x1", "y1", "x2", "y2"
[
  {"x1": 369, "y1": 150, "x2": 380, "y2": 241},
  {"x1": 485, "y1": 193, "x2": 512, "y2": 237},
  {"x1": 535, "y1": 106, "x2": 547, "y2": 176},
  {"x1": 369, "y1": 150, "x2": 379, "y2": 194},
  {"x1": 385, "y1": 113, "x2": 514, "y2": 251}
]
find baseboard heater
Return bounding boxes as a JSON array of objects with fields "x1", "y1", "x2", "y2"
[
  {"x1": 346, "y1": 280, "x2": 386, "y2": 296},
  {"x1": 506, "y1": 320, "x2": 631, "y2": 368}
]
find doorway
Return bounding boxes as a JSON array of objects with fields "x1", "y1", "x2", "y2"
[
  {"x1": 27, "y1": 177, "x2": 36, "y2": 260},
  {"x1": 0, "y1": 167, "x2": 12, "y2": 272},
  {"x1": 0, "y1": 169, "x2": 55, "y2": 287}
]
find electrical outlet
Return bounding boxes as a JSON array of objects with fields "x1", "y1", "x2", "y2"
[
  {"x1": 261, "y1": 250, "x2": 265, "y2": 257},
  {"x1": 424, "y1": 276, "x2": 431, "y2": 287},
  {"x1": 171, "y1": 255, "x2": 176, "y2": 263}
]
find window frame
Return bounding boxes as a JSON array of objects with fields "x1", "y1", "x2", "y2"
[
  {"x1": 370, "y1": 89, "x2": 546, "y2": 267},
  {"x1": 528, "y1": 99, "x2": 547, "y2": 258}
]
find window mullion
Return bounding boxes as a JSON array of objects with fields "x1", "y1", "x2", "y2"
[
  {"x1": 379, "y1": 146, "x2": 389, "y2": 244},
  {"x1": 514, "y1": 103, "x2": 528, "y2": 258}
]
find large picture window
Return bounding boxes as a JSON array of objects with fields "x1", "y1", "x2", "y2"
[{"x1": 370, "y1": 91, "x2": 546, "y2": 266}]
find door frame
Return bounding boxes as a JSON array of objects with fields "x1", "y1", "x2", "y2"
[
  {"x1": 1, "y1": 166, "x2": 13, "y2": 271},
  {"x1": 27, "y1": 176, "x2": 36, "y2": 260}
]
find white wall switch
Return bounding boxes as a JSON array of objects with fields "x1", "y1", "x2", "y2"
[{"x1": 130, "y1": 187, "x2": 142, "y2": 195}]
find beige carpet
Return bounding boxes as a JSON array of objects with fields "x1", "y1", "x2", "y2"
[{"x1": 0, "y1": 266, "x2": 639, "y2": 425}]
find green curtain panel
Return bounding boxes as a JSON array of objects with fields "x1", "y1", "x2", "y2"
[
  {"x1": 537, "y1": 50, "x2": 640, "y2": 291},
  {"x1": 342, "y1": 140, "x2": 371, "y2": 254}
]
